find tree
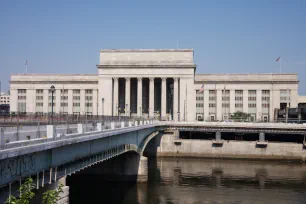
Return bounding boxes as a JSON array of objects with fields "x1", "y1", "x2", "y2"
[
  {"x1": 42, "y1": 184, "x2": 64, "y2": 204},
  {"x1": 230, "y1": 111, "x2": 251, "y2": 121},
  {"x1": 5, "y1": 178, "x2": 35, "y2": 204}
]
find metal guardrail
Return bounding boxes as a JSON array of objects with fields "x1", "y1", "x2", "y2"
[{"x1": 0, "y1": 119, "x2": 160, "y2": 150}]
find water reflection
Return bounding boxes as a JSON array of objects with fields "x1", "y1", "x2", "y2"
[{"x1": 70, "y1": 158, "x2": 306, "y2": 204}]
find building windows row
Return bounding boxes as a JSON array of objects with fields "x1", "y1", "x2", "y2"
[
  {"x1": 209, "y1": 103, "x2": 216, "y2": 108},
  {"x1": 248, "y1": 104, "x2": 256, "y2": 108},
  {"x1": 235, "y1": 90, "x2": 243, "y2": 95},
  {"x1": 209, "y1": 97, "x2": 216, "y2": 101},
  {"x1": 73, "y1": 103, "x2": 80, "y2": 107},
  {"x1": 222, "y1": 103, "x2": 230, "y2": 108},
  {"x1": 222, "y1": 96, "x2": 230, "y2": 101},
  {"x1": 18, "y1": 96, "x2": 26, "y2": 100},
  {"x1": 196, "y1": 97, "x2": 204, "y2": 101},
  {"x1": 36, "y1": 103, "x2": 43, "y2": 107},
  {"x1": 73, "y1": 96, "x2": 80, "y2": 100},
  {"x1": 262, "y1": 97, "x2": 270, "y2": 101},
  {"x1": 235, "y1": 104, "x2": 243, "y2": 108},
  {"x1": 235, "y1": 96, "x2": 243, "y2": 101},
  {"x1": 36, "y1": 96, "x2": 43, "y2": 100},
  {"x1": 196, "y1": 103, "x2": 203, "y2": 107},
  {"x1": 61, "y1": 103, "x2": 68, "y2": 107},
  {"x1": 262, "y1": 104, "x2": 270, "y2": 108},
  {"x1": 61, "y1": 96, "x2": 68, "y2": 100},
  {"x1": 36, "y1": 89, "x2": 43, "y2": 94},
  {"x1": 18, "y1": 89, "x2": 26, "y2": 94},
  {"x1": 85, "y1": 96, "x2": 93, "y2": 100},
  {"x1": 248, "y1": 97, "x2": 256, "y2": 101}
]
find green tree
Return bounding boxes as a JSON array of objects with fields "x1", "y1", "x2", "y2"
[
  {"x1": 230, "y1": 111, "x2": 251, "y2": 121},
  {"x1": 42, "y1": 184, "x2": 64, "y2": 204},
  {"x1": 5, "y1": 178, "x2": 35, "y2": 204}
]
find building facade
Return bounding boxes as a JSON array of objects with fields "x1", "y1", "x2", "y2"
[
  {"x1": 0, "y1": 93, "x2": 10, "y2": 105},
  {"x1": 9, "y1": 49, "x2": 300, "y2": 121}
]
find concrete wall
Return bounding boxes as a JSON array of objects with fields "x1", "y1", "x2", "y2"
[{"x1": 145, "y1": 132, "x2": 306, "y2": 161}]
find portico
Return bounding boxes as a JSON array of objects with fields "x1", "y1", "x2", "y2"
[{"x1": 97, "y1": 49, "x2": 196, "y2": 121}]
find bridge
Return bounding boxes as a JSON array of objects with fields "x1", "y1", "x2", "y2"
[{"x1": 0, "y1": 120, "x2": 306, "y2": 203}]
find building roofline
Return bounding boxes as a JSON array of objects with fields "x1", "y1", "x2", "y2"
[
  {"x1": 11, "y1": 74, "x2": 97, "y2": 76},
  {"x1": 100, "y1": 49, "x2": 194, "y2": 53},
  {"x1": 195, "y1": 73, "x2": 298, "y2": 76}
]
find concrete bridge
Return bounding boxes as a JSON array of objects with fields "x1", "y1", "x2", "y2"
[{"x1": 1, "y1": 120, "x2": 306, "y2": 203}]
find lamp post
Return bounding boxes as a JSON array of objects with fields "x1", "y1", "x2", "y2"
[
  {"x1": 50, "y1": 85, "x2": 55, "y2": 124},
  {"x1": 102, "y1": 98, "x2": 104, "y2": 119}
]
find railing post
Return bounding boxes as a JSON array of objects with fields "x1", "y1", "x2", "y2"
[
  {"x1": 97, "y1": 123, "x2": 102, "y2": 131},
  {"x1": 0, "y1": 128, "x2": 4, "y2": 148},
  {"x1": 111, "y1": 121, "x2": 115, "y2": 129},
  {"x1": 121, "y1": 121, "x2": 125, "y2": 128},
  {"x1": 77, "y1": 124, "x2": 84, "y2": 134},
  {"x1": 140, "y1": 120, "x2": 143, "y2": 125},
  {"x1": 47, "y1": 125, "x2": 56, "y2": 139},
  {"x1": 129, "y1": 121, "x2": 132, "y2": 127}
]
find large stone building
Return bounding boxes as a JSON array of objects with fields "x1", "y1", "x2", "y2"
[{"x1": 9, "y1": 49, "x2": 300, "y2": 121}]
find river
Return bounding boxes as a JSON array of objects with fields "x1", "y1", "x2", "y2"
[{"x1": 69, "y1": 157, "x2": 306, "y2": 204}]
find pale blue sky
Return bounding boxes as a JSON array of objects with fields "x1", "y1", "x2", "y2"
[{"x1": 0, "y1": 0, "x2": 305, "y2": 93}]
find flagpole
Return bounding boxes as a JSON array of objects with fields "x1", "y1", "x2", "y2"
[{"x1": 25, "y1": 60, "x2": 28, "y2": 75}]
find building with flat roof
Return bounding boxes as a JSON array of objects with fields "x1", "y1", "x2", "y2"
[{"x1": 9, "y1": 49, "x2": 300, "y2": 122}]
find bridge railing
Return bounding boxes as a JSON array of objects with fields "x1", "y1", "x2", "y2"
[{"x1": 0, "y1": 119, "x2": 161, "y2": 150}]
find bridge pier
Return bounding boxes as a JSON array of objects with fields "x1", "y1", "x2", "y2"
[
  {"x1": 212, "y1": 132, "x2": 224, "y2": 145},
  {"x1": 124, "y1": 154, "x2": 148, "y2": 183},
  {"x1": 257, "y1": 132, "x2": 268, "y2": 147}
]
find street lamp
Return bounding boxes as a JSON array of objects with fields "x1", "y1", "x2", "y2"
[
  {"x1": 50, "y1": 85, "x2": 55, "y2": 124},
  {"x1": 102, "y1": 98, "x2": 104, "y2": 118}
]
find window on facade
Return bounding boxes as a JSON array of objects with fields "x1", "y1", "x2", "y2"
[
  {"x1": 235, "y1": 104, "x2": 243, "y2": 108},
  {"x1": 209, "y1": 103, "x2": 216, "y2": 107},
  {"x1": 235, "y1": 90, "x2": 243, "y2": 95},
  {"x1": 36, "y1": 103, "x2": 43, "y2": 107},
  {"x1": 262, "y1": 90, "x2": 270, "y2": 95},
  {"x1": 61, "y1": 96, "x2": 68, "y2": 100},
  {"x1": 248, "y1": 90, "x2": 256, "y2": 95},
  {"x1": 222, "y1": 96, "x2": 230, "y2": 101},
  {"x1": 85, "y1": 96, "x2": 93, "y2": 100},
  {"x1": 48, "y1": 96, "x2": 56, "y2": 100},
  {"x1": 248, "y1": 97, "x2": 256, "y2": 101},
  {"x1": 196, "y1": 96, "x2": 204, "y2": 101},
  {"x1": 36, "y1": 96, "x2": 43, "y2": 100},
  {"x1": 222, "y1": 103, "x2": 230, "y2": 108},
  {"x1": 73, "y1": 90, "x2": 80, "y2": 94},
  {"x1": 235, "y1": 96, "x2": 243, "y2": 101},
  {"x1": 61, "y1": 89, "x2": 68, "y2": 94},
  {"x1": 209, "y1": 96, "x2": 216, "y2": 101},
  {"x1": 18, "y1": 96, "x2": 26, "y2": 100},
  {"x1": 85, "y1": 90, "x2": 93, "y2": 94},
  {"x1": 73, "y1": 96, "x2": 80, "y2": 100},
  {"x1": 36, "y1": 89, "x2": 43, "y2": 94},
  {"x1": 73, "y1": 103, "x2": 80, "y2": 107},
  {"x1": 209, "y1": 90, "x2": 216, "y2": 94},
  {"x1": 196, "y1": 103, "x2": 204, "y2": 107},
  {"x1": 262, "y1": 97, "x2": 270, "y2": 101},
  {"x1": 48, "y1": 102, "x2": 56, "y2": 106},
  {"x1": 18, "y1": 89, "x2": 26, "y2": 94},
  {"x1": 248, "y1": 104, "x2": 256, "y2": 108},
  {"x1": 262, "y1": 104, "x2": 270, "y2": 108},
  {"x1": 85, "y1": 103, "x2": 92, "y2": 107},
  {"x1": 61, "y1": 103, "x2": 68, "y2": 107}
]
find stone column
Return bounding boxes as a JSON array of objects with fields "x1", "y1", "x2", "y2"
[
  {"x1": 256, "y1": 90, "x2": 262, "y2": 121},
  {"x1": 149, "y1": 78, "x2": 155, "y2": 118},
  {"x1": 113, "y1": 78, "x2": 119, "y2": 116},
  {"x1": 216, "y1": 89, "x2": 222, "y2": 120},
  {"x1": 173, "y1": 78, "x2": 179, "y2": 121},
  {"x1": 161, "y1": 77, "x2": 167, "y2": 120},
  {"x1": 243, "y1": 90, "x2": 248, "y2": 113},
  {"x1": 68, "y1": 89, "x2": 73, "y2": 114},
  {"x1": 137, "y1": 77, "x2": 142, "y2": 117},
  {"x1": 230, "y1": 89, "x2": 235, "y2": 115},
  {"x1": 125, "y1": 78, "x2": 131, "y2": 116},
  {"x1": 80, "y1": 89, "x2": 85, "y2": 115}
]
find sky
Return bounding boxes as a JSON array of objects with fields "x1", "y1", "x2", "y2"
[{"x1": 0, "y1": 0, "x2": 305, "y2": 94}]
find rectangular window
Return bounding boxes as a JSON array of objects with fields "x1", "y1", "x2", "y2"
[
  {"x1": 209, "y1": 97, "x2": 216, "y2": 101},
  {"x1": 85, "y1": 96, "x2": 93, "y2": 100},
  {"x1": 209, "y1": 103, "x2": 216, "y2": 108},
  {"x1": 73, "y1": 96, "x2": 80, "y2": 100},
  {"x1": 209, "y1": 90, "x2": 216, "y2": 94},
  {"x1": 235, "y1": 104, "x2": 243, "y2": 108},
  {"x1": 36, "y1": 89, "x2": 43, "y2": 94},
  {"x1": 248, "y1": 97, "x2": 256, "y2": 101},
  {"x1": 235, "y1": 90, "x2": 243, "y2": 95},
  {"x1": 61, "y1": 89, "x2": 68, "y2": 94},
  {"x1": 18, "y1": 89, "x2": 26, "y2": 94},
  {"x1": 262, "y1": 90, "x2": 270, "y2": 95},
  {"x1": 248, "y1": 90, "x2": 256, "y2": 95},
  {"x1": 36, "y1": 103, "x2": 43, "y2": 107},
  {"x1": 222, "y1": 103, "x2": 230, "y2": 108},
  {"x1": 196, "y1": 103, "x2": 204, "y2": 107},
  {"x1": 61, "y1": 96, "x2": 68, "y2": 100},
  {"x1": 235, "y1": 97, "x2": 243, "y2": 101},
  {"x1": 73, "y1": 103, "x2": 80, "y2": 107},
  {"x1": 248, "y1": 104, "x2": 256, "y2": 108},
  {"x1": 262, "y1": 104, "x2": 270, "y2": 108},
  {"x1": 262, "y1": 97, "x2": 270, "y2": 101},
  {"x1": 48, "y1": 96, "x2": 56, "y2": 100},
  {"x1": 73, "y1": 89, "x2": 80, "y2": 94},
  {"x1": 36, "y1": 96, "x2": 43, "y2": 100},
  {"x1": 48, "y1": 102, "x2": 56, "y2": 106},
  {"x1": 85, "y1": 89, "x2": 93, "y2": 94},
  {"x1": 61, "y1": 102, "x2": 68, "y2": 107}
]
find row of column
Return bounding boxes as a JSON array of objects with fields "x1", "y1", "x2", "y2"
[{"x1": 113, "y1": 77, "x2": 179, "y2": 120}]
